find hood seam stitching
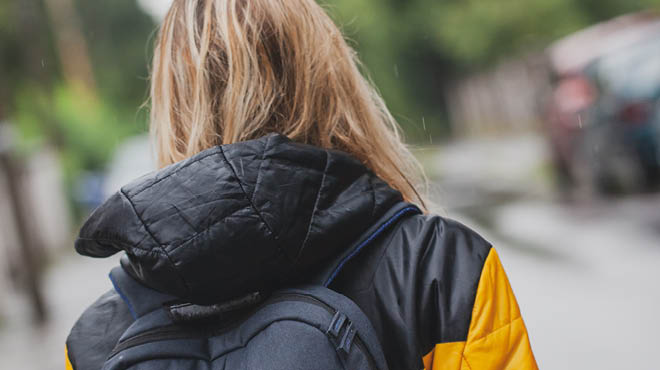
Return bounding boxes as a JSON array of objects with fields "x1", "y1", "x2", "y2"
[
  {"x1": 218, "y1": 144, "x2": 293, "y2": 264},
  {"x1": 119, "y1": 188, "x2": 192, "y2": 294},
  {"x1": 368, "y1": 175, "x2": 376, "y2": 219},
  {"x1": 128, "y1": 148, "x2": 222, "y2": 198},
  {"x1": 77, "y1": 235, "x2": 158, "y2": 254},
  {"x1": 157, "y1": 205, "x2": 252, "y2": 255},
  {"x1": 249, "y1": 134, "x2": 270, "y2": 209},
  {"x1": 296, "y1": 148, "x2": 330, "y2": 263}
]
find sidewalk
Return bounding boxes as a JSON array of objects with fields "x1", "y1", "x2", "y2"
[{"x1": 0, "y1": 252, "x2": 120, "y2": 370}]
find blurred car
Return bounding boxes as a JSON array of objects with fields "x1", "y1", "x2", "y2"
[
  {"x1": 544, "y1": 12, "x2": 660, "y2": 196},
  {"x1": 579, "y1": 37, "x2": 660, "y2": 193}
]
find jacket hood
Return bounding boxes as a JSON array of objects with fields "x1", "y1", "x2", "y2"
[{"x1": 76, "y1": 133, "x2": 403, "y2": 304}]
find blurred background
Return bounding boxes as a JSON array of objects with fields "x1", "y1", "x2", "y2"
[{"x1": 1, "y1": 0, "x2": 659, "y2": 368}]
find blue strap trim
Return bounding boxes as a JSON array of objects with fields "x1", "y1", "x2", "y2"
[
  {"x1": 109, "y1": 272, "x2": 138, "y2": 320},
  {"x1": 324, "y1": 206, "x2": 420, "y2": 286}
]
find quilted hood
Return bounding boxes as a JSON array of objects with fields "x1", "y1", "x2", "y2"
[{"x1": 76, "y1": 133, "x2": 403, "y2": 304}]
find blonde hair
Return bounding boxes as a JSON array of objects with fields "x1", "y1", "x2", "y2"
[{"x1": 149, "y1": 0, "x2": 428, "y2": 209}]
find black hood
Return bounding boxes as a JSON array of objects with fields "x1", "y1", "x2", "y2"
[{"x1": 76, "y1": 133, "x2": 402, "y2": 304}]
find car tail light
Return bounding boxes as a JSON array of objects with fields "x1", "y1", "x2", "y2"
[{"x1": 555, "y1": 76, "x2": 597, "y2": 114}]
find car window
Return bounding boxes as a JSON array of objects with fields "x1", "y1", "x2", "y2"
[{"x1": 595, "y1": 35, "x2": 660, "y2": 99}]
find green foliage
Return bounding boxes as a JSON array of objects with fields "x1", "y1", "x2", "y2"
[
  {"x1": 324, "y1": 0, "x2": 451, "y2": 141},
  {"x1": 0, "y1": 1, "x2": 60, "y2": 115},
  {"x1": 0, "y1": 0, "x2": 152, "y2": 218},
  {"x1": 3, "y1": 0, "x2": 152, "y2": 193},
  {"x1": 420, "y1": 0, "x2": 660, "y2": 67},
  {"x1": 323, "y1": 0, "x2": 660, "y2": 140},
  {"x1": 3, "y1": 0, "x2": 660, "y2": 197},
  {"x1": 13, "y1": 84, "x2": 143, "y2": 206},
  {"x1": 75, "y1": 0, "x2": 156, "y2": 112}
]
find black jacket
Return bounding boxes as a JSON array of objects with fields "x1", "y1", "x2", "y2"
[{"x1": 66, "y1": 134, "x2": 537, "y2": 370}]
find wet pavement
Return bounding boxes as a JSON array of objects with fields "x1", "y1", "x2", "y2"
[{"x1": 1, "y1": 134, "x2": 659, "y2": 369}]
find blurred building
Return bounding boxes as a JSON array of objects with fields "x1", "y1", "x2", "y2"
[{"x1": 446, "y1": 54, "x2": 550, "y2": 137}]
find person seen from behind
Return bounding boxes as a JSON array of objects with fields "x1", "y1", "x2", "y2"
[{"x1": 66, "y1": 0, "x2": 538, "y2": 369}]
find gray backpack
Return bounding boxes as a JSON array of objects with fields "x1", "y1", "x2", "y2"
[{"x1": 103, "y1": 263, "x2": 389, "y2": 370}]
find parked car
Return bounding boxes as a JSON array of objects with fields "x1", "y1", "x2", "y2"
[
  {"x1": 579, "y1": 36, "x2": 660, "y2": 193},
  {"x1": 544, "y1": 12, "x2": 660, "y2": 196}
]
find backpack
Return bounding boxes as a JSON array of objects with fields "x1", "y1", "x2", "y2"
[{"x1": 103, "y1": 260, "x2": 390, "y2": 370}]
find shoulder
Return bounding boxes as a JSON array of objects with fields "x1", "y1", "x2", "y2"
[
  {"x1": 397, "y1": 212, "x2": 492, "y2": 256},
  {"x1": 387, "y1": 212, "x2": 493, "y2": 334},
  {"x1": 331, "y1": 210, "x2": 495, "y2": 368},
  {"x1": 375, "y1": 212, "x2": 493, "y2": 294},
  {"x1": 394, "y1": 213, "x2": 494, "y2": 335},
  {"x1": 402, "y1": 214, "x2": 538, "y2": 369},
  {"x1": 66, "y1": 289, "x2": 134, "y2": 370},
  {"x1": 334, "y1": 210, "x2": 493, "y2": 301}
]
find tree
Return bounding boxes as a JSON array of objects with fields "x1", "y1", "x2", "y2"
[{"x1": 324, "y1": 0, "x2": 660, "y2": 139}]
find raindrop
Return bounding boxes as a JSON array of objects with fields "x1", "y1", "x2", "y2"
[
  {"x1": 41, "y1": 59, "x2": 45, "y2": 68},
  {"x1": 422, "y1": 116, "x2": 426, "y2": 131},
  {"x1": 394, "y1": 64, "x2": 399, "y2": 78}
]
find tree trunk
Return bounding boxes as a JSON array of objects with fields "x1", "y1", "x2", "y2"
[{"x1": 0, "y1": 125, "x2": 48, "y2": 325}]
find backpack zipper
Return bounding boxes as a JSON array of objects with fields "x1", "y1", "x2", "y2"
[{"x1": 108, "y1": 293, "x2": 378, "y2": 370}]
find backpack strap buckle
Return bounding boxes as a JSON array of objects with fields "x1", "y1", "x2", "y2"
[{"x1": 327, "y1": 311, "x2": 356, "y2": 354}]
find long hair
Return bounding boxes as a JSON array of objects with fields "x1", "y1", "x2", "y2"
[{"x1": 149, "y1": 0, "x2": 428, "y2": 209}]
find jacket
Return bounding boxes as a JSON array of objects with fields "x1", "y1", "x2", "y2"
[{"x1": 66, "y1": 133, "x2": 538, "y2": 370}]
